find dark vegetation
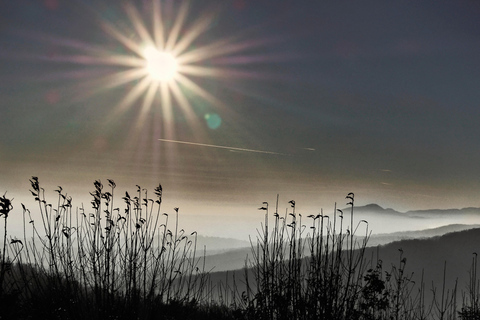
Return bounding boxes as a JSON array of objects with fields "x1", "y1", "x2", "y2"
[{"x1": 1, "y1": 178, "x2": 480, "y2": 319}]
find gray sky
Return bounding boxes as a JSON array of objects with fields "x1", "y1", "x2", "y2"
[{"x1": 1, "y1": 0, "x2": 480, "y2": 237}]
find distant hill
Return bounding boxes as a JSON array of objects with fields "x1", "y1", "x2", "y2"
[
  {"x1": 367, "y1": 224, "x2": 480, "y2": 246},
  {"x1": 208, "y1": 227, "x2": 480, "y2": 305},
  {"x1": 364, "y1": 227, "x2": 480, "y2": 303},
  {"x1": 344, "y1": 203, "x2": 402, "y2": 216},
  {"x1": 406, "y1": 207, "x2": 480, "y2": 217},
  {"x1": 195, "y1": 235, "x2": 250, "y2": 256},
  {"x1": 338, "y1": 204, "x2": 480, "y2": 235},
  {"x1": 343, "y1": 203, "x2": 480, "y2": 218},
  {"x1": 201, "y1": 224, "x2": 480, "y2": 272},
  {"x1": 192, "y1": 204, "x2": 480, "y2": 272},
  {"x1": 202, "y1": 246, "x2": 252, "y2": 272}
]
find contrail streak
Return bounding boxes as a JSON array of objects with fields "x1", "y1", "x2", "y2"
[{"x1": 158, "y1": 138, "x2": 284, "y2": 155}]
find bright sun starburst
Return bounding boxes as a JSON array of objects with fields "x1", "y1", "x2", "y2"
[
  {"x1": 142, "y1": 47, "x2": 178, "y2": 82},
  {"x1": 90, "y1": 0, "x2": 264, "y2": 142},
  {"x1": 25, "y1": 0, "x2": 279, "y2": 165}
]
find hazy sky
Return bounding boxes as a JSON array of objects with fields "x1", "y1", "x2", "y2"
[{"x1": 1, "y1": 0, "x2": 480, "y2": 237}]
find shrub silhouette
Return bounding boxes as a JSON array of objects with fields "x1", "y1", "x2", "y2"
[
  {"x1": 1, "y1": 178, "x2": 480, "y2": 319},
  {"x1": 238, "y1": 193, "x2": 421, "y2": 320},
  {"x1": 1, "y1": 177, "x2": 211, "y2": 319}
]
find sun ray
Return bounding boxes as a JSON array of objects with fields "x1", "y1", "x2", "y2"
[
  {"x1": 133, "y1": 81, "x2": 159, "y2": 131},
  {"x1": 152, "y1": 0, "x2": 165, "y2": 49},
  {"x1": 169, "y1": 80, "x2": 205, "y2": 139},
  {"x1": 178, "y1": 36, "x2": 276, "y2": 65},
  {"x1": 56, "y1": 54, "x2": 143, "y2": 68},
  {"x1": 160, "y1": 81, "x2": 175, "y2": 139},
  {"x1": 169, "y1": 81, "x2": 196, "y2": 122},
  {"x1": 181, "y1": 64, "x2": 266, "y2": 80},
  {"x1": 27, "y1": 31, "x2": 145, "y2": 68},
  {"x1": 101, "y1": 21, "x2": 145, "y2": 57},
  {"x1": 142, "y1": 81, "x2": 159, "y2": 115},
  {"x1": 174, "y1": 73, "x2": 223, "y2": 107},
  {"x1": 62, "y1": 68, "x2": 147, "y2": 108},
  {"x1": 125, "y1": 3, "x2": 155, "y2": 49},
  {"x1": 177, "y1": 65, "x2": 220, "y2": 78},
  {"x1": 99, "y1": 55, "x2": 144, "y2": 67},
  {"x1": 99, "y1": 68, "x2": 147, "y2": 90},
  {"x1": 165, "y1": 1, "x2": 189, "y2": 52},
  {"x1": 113, "y1": 76, "x2": 152, "y2": 114},
  {"x1": 176, "y1": 40, "x2": 253, "y2": 65},
  {"x1": 171, "y1": 13, "x2": 214, "y2": 57},
  {"x1": 176, "y1": 39, "x2": 231, "y2": 65},
  {"x1": 122, "y1": 82, "x2": 159, "y2": 158},
  {"x1": 73, "y1": 68, "x2": 146, "y2": 106},
  {"x1": 64, "y1": 55, "x2": 140, "y2": 68},
  {"x1": 159, "y1": 82, "x2": 177, "y2": 165}
]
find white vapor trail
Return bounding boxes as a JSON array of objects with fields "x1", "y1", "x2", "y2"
[{"x1": 158, "y1": 138, "x2": 284, "y2": 155}]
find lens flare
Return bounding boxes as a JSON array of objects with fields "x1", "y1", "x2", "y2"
[{"x1": 204, "y1": 113, "x2": 222, "y2": 130}]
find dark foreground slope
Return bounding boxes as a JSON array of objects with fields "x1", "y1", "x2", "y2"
[{"x1": 370, "y1": 227, "x2": 480, "y2": 303}]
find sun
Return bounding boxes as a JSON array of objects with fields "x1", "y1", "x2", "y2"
[
  {"x1": 13, "y1": 0, "x2": 281, "y2": 176},
  {"x1": 55, "y1": 0, "x2": 269, "y2": 144},
  {"x1": 142, "y1": 47, "x2": 178, "y2": 82},
  {"x1": 95, "y1": 0, "x2": 238, "y2": 140}
]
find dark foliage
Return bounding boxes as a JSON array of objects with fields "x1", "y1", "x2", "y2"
[{"x1": 0, "y1": 179, "x2": 479, "y2": 319}]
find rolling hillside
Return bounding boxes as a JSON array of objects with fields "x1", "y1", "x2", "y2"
[
  {"x1": 202, "y1": 223, "x2": 480, "y2": 272},
  {"x1": 207, "y1": 227, "x2": 480, "y2": 306}
]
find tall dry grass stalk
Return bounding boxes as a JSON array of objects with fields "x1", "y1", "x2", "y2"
[
  {"x1": 0, "y1": 180, "x2": 476, "y2": 319},
  {"x1": 239, "y1": 194, "x2": 460, "y2": 320},
  {"x1": 2, "y1": 177, "x2": 210, "y2": 319}
]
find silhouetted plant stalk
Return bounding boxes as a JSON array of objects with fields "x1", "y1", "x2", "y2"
[
  {"x1": 242, "y1": 194, "x2": 368, "y2": 319},
  {"x1": 0, "y1": 193, "x2": 14, "y2": 297},
  {"x1": 459, "y1": 253, "x2": 480, "y2": 319},
  {"x1": 1, "y1": 177, "x2": 209, "y2": 318},
  {"x1": 239, "y1": 193, "x2": 463, "y2": 320},
  {"x1": 430, "y1": 261, "x2": 458, "y2": 320},
  {"x1": 0, "y1": 180, "x2": 476, "y2": 319}
]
